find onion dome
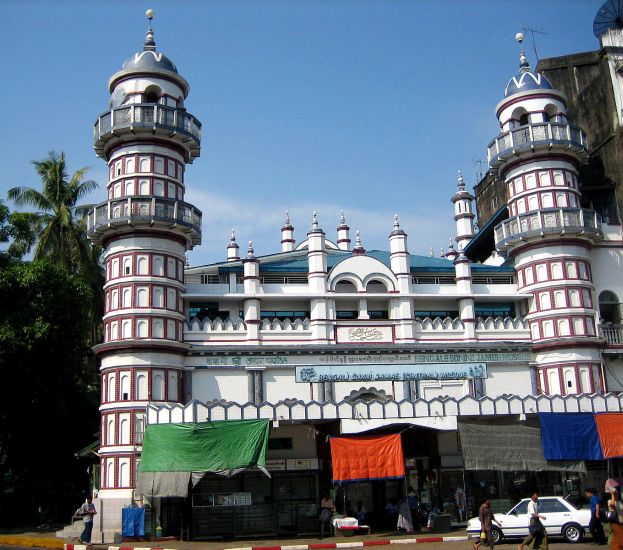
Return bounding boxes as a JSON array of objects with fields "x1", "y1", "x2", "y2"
[
  {"x1": 504, "y1": 34, "x2": 553, "y2": 98},
  {"x1": 108, "y1": 9, "x2": 189, "y2": 96}
]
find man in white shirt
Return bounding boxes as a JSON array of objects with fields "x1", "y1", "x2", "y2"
[{"x1": 518, "y1": 491, "x2": 547, "y2": 550}]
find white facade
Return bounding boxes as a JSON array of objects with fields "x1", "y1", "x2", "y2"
[{"x1": 85, "y1": 17, "x2": 623, "y2": 543}]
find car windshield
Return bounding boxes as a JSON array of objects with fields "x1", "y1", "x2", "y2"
[{"x1": 508, "y1": 500, "x2": 529, "y2": 515}]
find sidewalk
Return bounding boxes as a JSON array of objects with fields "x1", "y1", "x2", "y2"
[{"x1": 1, "y1": 529, "x2": 468, "y2": 550}]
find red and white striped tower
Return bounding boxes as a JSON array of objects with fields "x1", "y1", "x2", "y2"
[
  {"x1": 491, "y1": 34, "x2": 604, "y2": 396},
  {"x1": 86, "y1": 10, "x2": 201, "y2": 539}
]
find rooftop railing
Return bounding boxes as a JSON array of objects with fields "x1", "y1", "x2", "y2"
[
  {"x1": 87, "y1": 196, "x2": 202, "y2": 245},
  {"x1": 601, "y1": 324, "x2": 623, "y2": 346},
  {"x1": 94, "y1": 103, "x2": 201, "y2": 159},
  {"x1": 487, "y1": 122, "x2": 588, "y2": 171},
  {"x1": 494, "y1": 207, "x2": 601, "y2": 250}
]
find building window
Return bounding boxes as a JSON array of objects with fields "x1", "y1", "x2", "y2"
[
  {"x1": 336, "y1": 310, "x2": 358, "y2": 319},
  {"x1": 368, "y1": 310, "x2": 389, "y2": 319},
  {"x1": 474, "y1": 303, "x2": 515, "y2": 317},
  {"x1": 268, "y1": 438, "x2": 293, "y2": 450},
  {"x1": 260, "y1": 310, "x2": 310, "y2": 321},
  {"x1": 248, "y1": 370, "x2": 264, "y2": 404},
  {"x1": 599, "y1": 290, "x2": 620, "y2": 324},
  {"x1": 188, "y1": 302, "x2": 228, "y2": 321}
]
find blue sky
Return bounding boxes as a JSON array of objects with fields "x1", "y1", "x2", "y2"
[{"x1": 0, "y1": 0, "x2": 601, "y2": 265}]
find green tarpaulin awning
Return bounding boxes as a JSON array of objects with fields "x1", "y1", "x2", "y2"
[{"x1": 139, "y1": 419, "x2": 270, "y2": 475}]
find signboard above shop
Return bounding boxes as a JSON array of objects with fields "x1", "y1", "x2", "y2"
[
  {"x1": 295, "y1": 363, "x2": 487, "y2": 383},
  {"x1": 200, "y1": 351, "x2": 531, "y2": 369}
]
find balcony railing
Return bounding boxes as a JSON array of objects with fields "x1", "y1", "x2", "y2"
[
  {"x1": 87, "y1": 196, "x2": 202, "y2": 245},
  {"x1": 601, "y1": 324, "x2": 623, "y2": 346},
  {"x1": 494, "y1": 207, "x2": 601, "y2": 250},
  {"x1": 487, "y1": 123, "x2": 588, "y2": 171},
  {"x1": 94, "y1": 103, "x2": 201, "y2": 159}
]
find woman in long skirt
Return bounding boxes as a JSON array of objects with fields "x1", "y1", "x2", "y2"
[{"x1": 397, "y1": 497, "x2": 413, "y2": 533}]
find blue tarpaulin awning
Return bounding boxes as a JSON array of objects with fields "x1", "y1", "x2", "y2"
[{"x1": 539, "y1": 413, "x2": 604, "y2": 460}]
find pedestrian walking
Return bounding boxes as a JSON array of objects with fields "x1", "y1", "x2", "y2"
[
  {"x1": 517, "y1": 491, "x2": 547, "y2": 550},
  {"x1": 319, "y1": 493, "x2": 335, "y2": 539},
  {"x1": 406, "y1": 486, "x2": 421, "y2": 532},
  {"x1": 473, "y1": 497, "x2": 500, "y2": 550},
  {"x1": 585, "y1": 488, "x2": 606, "y2": 545}
]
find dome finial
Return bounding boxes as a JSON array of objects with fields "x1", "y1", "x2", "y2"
[
  {"x1": 516, "y1": 32, "x2": 530, "y2": 72},
  {"x1": 247, "y1": 240, "x2": 255, "y2": 257},
  {"x1": 144, "y1": 9, "x2": 156, "y2": 51},
  {"x1": 340, "y1": 210, "x2": 346, "y2": 225},
  {"x1": 457, "y1": 170, "x2": 465, "y2": 190},
  {"x1": 430, "y1": 246, "x2": 435, "y2": 258},
  {"x1": 285, "y1": 211, "x2": 291, "y2": 225},
  {"x1": 312, "y1": 210, "x2": 318, "y2": 229},
  {"x1": 230, "y1": 228, "x2": 236, "y2": 242},
  {"x1": 393, "y1": 214, "x2": 400, "y2": 230}
]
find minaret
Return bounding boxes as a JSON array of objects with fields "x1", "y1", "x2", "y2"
[
  {"x1": 281, "y1": 211, "x2": 295, "y2": 252},
  {"x1": 451, "y1": 170, "x2": 475, "y2": 251},
  {"x1": 306, "y1": 212, "x2": 331, "y2": 342},
  {"x1": 227, "y1": 229, "x2": 240, "y2": 261},
  {"x1": 352, "y1": 230, "x2": 365, "y2": 255},
  {"x1": 86, "y1": 10, "x2": 201, "y2": 541},
  {"x1": 336, "y1": 210, "x2": 351, "y2": 251},
  {"x1": 491, "y1": 34, "x2": 603, "y2": 395},
  {"x1": 242, "y1": 241, "x2": 261, "y2": 343}
]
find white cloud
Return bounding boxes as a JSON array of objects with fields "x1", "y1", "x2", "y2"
[{"x1": 185, "y1": 188, "x2": 457, "y2": 266}]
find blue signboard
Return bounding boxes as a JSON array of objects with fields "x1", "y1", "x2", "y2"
[{"x1": 294, "y1": 363, "x2": 487, "y2": 383}]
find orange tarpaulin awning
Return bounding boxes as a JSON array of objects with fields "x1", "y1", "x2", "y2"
[
  {"x1": 595, "y1": 413, "x2": 623, "y2": 458},
  {"x1": 330, "y1": 434, "x2": 405, "y2": 483}
]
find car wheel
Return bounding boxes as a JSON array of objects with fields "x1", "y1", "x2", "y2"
[
  {"x1": 490, "y1": 527, "x2": 502, "y2": 544},
  {"x1": 562, "y1": 523, "x2": 583, "y2": 543}
]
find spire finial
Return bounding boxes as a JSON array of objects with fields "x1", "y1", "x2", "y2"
[
  {"x1": 340, "y1": 210, "x2": 346, "y2": 225},
  {"x1": 312, "y1": 211, "x2": 318, "y2": 229},
  {"x1": 516, "y1": 32, "x2": 530, "y2": 72},
  {"x1": 285, "y1": 211, "x2": 291, "y2": 225},
  {"x1": 393, "y1": 214, "x2": 400, "y2": 230},
  {"x1": 230, "y1": 228, "x2": 236, "y2": 242},
  {"x1": 355, "y1": 230, "x2": 362, "y2": 248},
  {"x1": 457, "y1": 170, "x2": 465, "y2": 190},
  {"x1": 144, "y1": 9, "x2": 156, "y2": 51},
  {"x1": 430, "y1": 246, "x2": 435, "y2": 258},
  {"x1": 247, "y1": 240, "x2": 254, "y2": 257},
  {"x1": 448, "y1": 238, "x2": 455, "y2": 250}
]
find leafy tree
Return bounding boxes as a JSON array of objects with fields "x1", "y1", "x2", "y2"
[
  {"x1": 0, "y1": 260, "x2": 99, "y2": 525},
  {"x1": 8, "y1": 151, "x2": 98, "y2": 273}
]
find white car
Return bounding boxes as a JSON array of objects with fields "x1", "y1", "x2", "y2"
[{"x1": 466, "y1": 496, "x2": 591, "y2": 544}]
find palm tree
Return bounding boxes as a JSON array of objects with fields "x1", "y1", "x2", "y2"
[{"x1": 8, "y1": 151, "x2": 99, "y2": 272}]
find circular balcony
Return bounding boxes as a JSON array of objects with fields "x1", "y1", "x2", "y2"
[
  {"x1": 87, "y1": 196, "x2": 202, "y2": 246},
  {"x1": 94, "y1": 104, "x2": 201, "y2": 161},
  {"x1": 487, "y1": 123, "x2": 588, "y2": 174},
  {"x1": 494, "y1": 207, "x2": 601, "y2": 252}
]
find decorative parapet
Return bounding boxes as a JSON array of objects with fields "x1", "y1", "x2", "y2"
[
  {"x1": 601, "y1": 324, "x2": 623, "y2": 347},
  {"x1": 414, "y1": 317, "x2": 464, "y2": 331},
  {"x1": 94, "y1": 104, "x2": 201, "y2": 160},
  {"x1": 260, "y1": 318, "x2": 311, "y2": 331},
  {"x1": 494, "y1": 207, "x2": 601, "y2": 251},
  {"x1": 475, "y1": 316, "x2": 528, "y2": 330},
  {"x1": 87, "y1": 197, "x2": 202, "y2": 245},
  {"x1": 186, "y1": 317, "x2": 246, "y2": 332},
  {"x1": 487, "y1": 122, "x2": 588, "y2": 173},
  {"x1": 148, "y1": 392, "x2": 623, "y2": 424}
]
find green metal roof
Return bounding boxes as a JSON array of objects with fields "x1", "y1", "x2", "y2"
[{"x1": 213, "y1": 248, "x2": 514, "y2": 274}]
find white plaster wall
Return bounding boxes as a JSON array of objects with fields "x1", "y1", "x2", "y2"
[
  {"x1": 110, "y1": 144, "x2": 185, "y2": 166},
  {"x1": 192, "y1": 370, "x2": 249, "y2": 403},
  {"x1": 101, "y1": 351, "x2": 185, "y2": 369},
  {"x1": 111, "y1": 76, "x2": 186, "y2": 103},
  {"x1": 485, "y1": 364, "x2": 533, "y2": 397},
  {"x1": 267, "y1": 424, "x2": 318, "y2": 459},
  {"x1": 264, "y1": 369, "x2": 308, "y2": 402},
  {"x1": 498, "y1": 96, "x2": 567, "y2": 126},
  {"x1": 105, "y1": 237, "x2": 185, "y2": 258},
  {"x1": 419, "y1": 380, "x2": 468, "y2": 400},
  {"x1": 591, "y1": 247, "x2": 623, "y2": 305},
  {"x1": 603, "y1": 358, "x2": 623, "y2": 392}
]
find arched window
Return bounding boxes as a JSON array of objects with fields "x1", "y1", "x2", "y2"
[
  {"x1": 119, "y1": 460, "x2": 130, "y2": 487},
  {"x1": 106, "y1": 459, "x2": 115, "y2": 488},
  {"x1": 519, "y1": 113, "x2": 529, "y2": 126},
  {"x1": 599, "y1": 290, "x2": 620, "y2": 324},
  {"x1": 107, "y1": 417, "x2": 115, "y2": 445},
  {"x1": 120, "y1": 374, "x2": 130, "y2": 400},
  {"x1": 143, "y1": 85, "x2": 162, "y2": 104},
  {"x1": 153, "y1": 373, "x2": 164, "y2": 400},
  {"x1": 119, "y1": 418, "x2": 130, "y2": 444},
  {"x1": 136, "y1": 373, "x2": 148, "y2": 400}
]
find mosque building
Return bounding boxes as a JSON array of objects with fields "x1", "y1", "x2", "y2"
[{"x1": 78, "y1": 8, "x2": 623, "y2": 544}]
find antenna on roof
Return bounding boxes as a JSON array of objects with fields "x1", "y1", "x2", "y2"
[{"x1": 520, "y1": 25, "x2": 548, "y2": 62}]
